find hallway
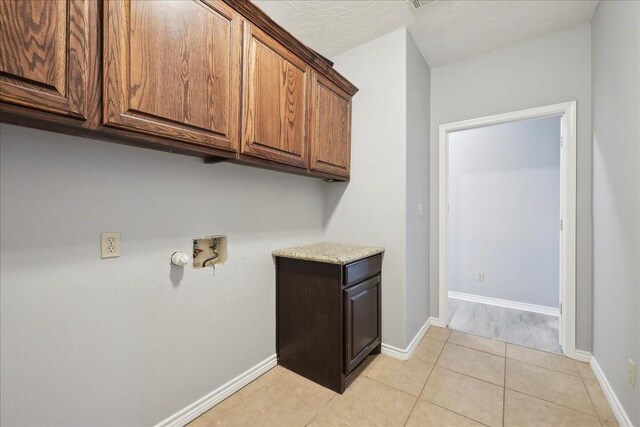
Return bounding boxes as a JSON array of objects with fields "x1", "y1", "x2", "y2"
[{"x1": 448, "y1": 298, "x2": 562, "y2": 354}]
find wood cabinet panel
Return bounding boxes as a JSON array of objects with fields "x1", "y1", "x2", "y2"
[
  {"x1": 276, "y1": 258, "x2": 344, "y2": 393},
  {"x1": 242, "y1": 23, "x2": 309, "y2": 167},
  {"x1": 0, "y1": 0, "x2": 89, "y2": 118},
  {"x1": 344, "y1": 275, "x2": 381, "y2": 374},
  {"x1": 104, "y1": 0, "x2": 240, "y2": 151},
  {"x1": 1, "y1": 0, "x2": 357, "y2": 180},
  {"x1": 310, "y1": 73, "x2": 351, "y2": 177}
]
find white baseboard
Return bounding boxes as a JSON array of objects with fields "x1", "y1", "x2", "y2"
[
  {"x1": 430, "y1": 317, "x2": 447, "y2": 328},
  {"x1": 448, "y1": 291, "x2": 560, "y2": 317},
  {"x1": 590, "y1": 355, "x2": 633, "y2": 427},
  {"x1": 574, "y1": 349, "x2": 591, "y2": 363},
  {"x1": 381, "y1": 317, "x2": 436, "y2": 361},
  {"x1": 154, "y1": 354, "x2": 277, "y2": 427}
]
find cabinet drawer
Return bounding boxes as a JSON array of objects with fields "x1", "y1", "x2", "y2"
[
  {"x1": 344, "y1": 275, "x2": 381, "y2": 374},
  {"x1": 344, "y1": 254, "x2": 382, "y2": 287}
]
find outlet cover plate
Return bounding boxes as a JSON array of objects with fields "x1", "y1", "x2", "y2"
[{"x1": 101, "y1": 232, "x2": 121, "y2": 259}]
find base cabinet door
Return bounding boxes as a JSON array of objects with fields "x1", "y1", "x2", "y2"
[
  {"x1": 103, "y1": 0, "x2": 241, "y2": 151},
  {"x1": 0, "y1": 0, "x2": 89, "y2": 118},
  {"x1": 242, "y1": 23, "x2": 309, "y2": 168},
  {"x1": 309, "y1": 72, "x2": 351, "y2": 177},
  {"x1": 344, "y1": 275, "x2": 381, "y2": 374}
]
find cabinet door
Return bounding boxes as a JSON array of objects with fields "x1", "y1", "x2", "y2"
[
  {"x1": 0, "y1": 0, "x2": 89, "y2": 118},
  {"x1": 309, "y1": 72, "x2": 351, "y2": 177},
  {"x1": 103, "y1": 0, "x2": 240, "y2": 151},
  {"x1": 344, "y1": 275, "x2": 381, "y2": 374},
  {"x1": 242, "y1": 23, "x2": 309, "y2": 168}
]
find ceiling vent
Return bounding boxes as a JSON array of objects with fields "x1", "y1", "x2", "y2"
[{"x1": 410, "y1": 0, "x2": 433, "y2": 9}]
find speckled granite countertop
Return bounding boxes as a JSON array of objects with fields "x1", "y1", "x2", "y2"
[{"x1": 272, "y1": 242, "x2": 384, "y2": 265}]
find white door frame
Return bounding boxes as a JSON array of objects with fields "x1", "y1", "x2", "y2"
[{"x1": 438, "y1": 101, "x2": 577, "y2": 358}]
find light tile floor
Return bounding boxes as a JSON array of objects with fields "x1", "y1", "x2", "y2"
[{"x1": 189, "y1": 328, "x2": 617, "y2": 427}]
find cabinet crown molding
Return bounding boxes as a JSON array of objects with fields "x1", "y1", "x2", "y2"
[{"x1": 223, "y1": 0, "x2": 358, "y2": 96}]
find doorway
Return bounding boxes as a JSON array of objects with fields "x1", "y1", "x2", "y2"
[{"x1": 438, "y1": 102, "x2": 577, "y2": 358}]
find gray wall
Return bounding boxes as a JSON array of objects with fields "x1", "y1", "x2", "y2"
[
  {"x1": 326, "y1": 28, "x2": 408, "y2": 349},
  {"x1": 448, "y1": 116, "x2": 561, "y2": 308},
  {"x1": 0, "y1": 26, "x2": 433, "y2": 425},
  {"x1": 0, "y1": 125, "x2": 325, "y2": 426},
  {"x1": 405, "y1": 32, "x2": 431, "y2": 341},
  {"x1": 326, "y1": 28, "x2": 431, "y2": 349},
  {"x1": 430, "y1": 24, "x2": 593, "y2": 351},
  {"x1": 591, "y1": 1, "x2": 640, "y2": 424}
]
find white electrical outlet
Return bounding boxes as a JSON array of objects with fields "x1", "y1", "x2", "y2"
[
  {"x1": 101, "y1": 232, "x2": 121, "y2": 258},
  {"x1": 629, "y1": 359, "x2": 636, "y2": 387},
  {"x1": 476, "y1": 271, "x2": 484, "y2": 281}
]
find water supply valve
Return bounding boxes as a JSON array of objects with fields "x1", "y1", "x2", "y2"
[{"x1": 171, "y1": 252, "x2": 189, "y2": 267}]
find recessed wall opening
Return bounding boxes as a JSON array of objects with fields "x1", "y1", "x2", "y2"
[{"x1": 439, "y1": 102, "x2": 577, "y2": 358}]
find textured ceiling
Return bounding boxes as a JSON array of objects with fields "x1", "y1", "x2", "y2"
[{"x1": 253, "y1": 0, "x2": 599, "y2": 67}]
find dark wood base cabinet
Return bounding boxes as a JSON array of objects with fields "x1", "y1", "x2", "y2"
[{"x1": 275, "y1": 254, "x2": 382, "y2": 393}]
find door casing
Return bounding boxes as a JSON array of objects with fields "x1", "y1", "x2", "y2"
[{"x1": 438, "y1": 101, "x2": 577, "y2": 358}]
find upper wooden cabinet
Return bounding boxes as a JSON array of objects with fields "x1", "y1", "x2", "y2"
[
  {"x1": 241, "y1": 23, "x2": 310, "y2": 168},
  {"x1": 0, "y1": 0, "x2": 358, "y2": 180},
  {"x1": 0, "y1": 0, "x2": 89, "y2": 119},
  {"x1": 310, "y1": 73, "x2": 352, "y2": 177},
  {"x1": 103, "y1": 0, "x2": 241, "y2": 151}
]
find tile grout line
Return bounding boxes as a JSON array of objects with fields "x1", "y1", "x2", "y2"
[
  {"x1": 505, "y1": 386, "x2": 601, "y2": 418},
  {"x1": 401, "y1": 329, "x2": 451, "y2": 427},
  {"x1": 362, "y1": 372, "x2": 428, "y2": 400},
  {"x1": 445, "y1": 337, "x2": 585, "y2": 383},
  {"x1": 450, "y1": 327, "x2": 578, "y2": 362},
  {"x1": 504, "y1": 355, "x2": 594, "y2": 415},
  {"x1": 435, "y1": 365, "x2": 503, "y2": 389},
  {"x1": 497, "y1": 353, "x2": 611, "y2": 423},
  {"x1": 403, "y1": 328, "x2": 498, "y2": 427},
  {"x1": 327, "y1": 353, "x2": 435, "y2": 426},
  {"x1": 189, "y1": 365, "x2": 283, "y2": 424},
  {"x1": 313, "y1": 393, "x2": 352, "y2": 426},
  {"x1": 501, "y1": 354, "x2": 582, "y2": 378},
  {"x1": 267, "y1": 369, "x2": 338, "y2": 427},
  {"x1": 447, "y1": 334, "x2": 582, "y2": 376},
  {"x1": 502, "y1": 347, "x2": 507, "y2": 427},
  {"x1": 434, "y1": 344, "x2": 505, "y2": 387},
  {"x1": 419, "y1": 329, "x2": 506, "y2": 425},
  {"x1": 426, "y1": 401, "x2": 492, "y2": 427},
  {"x1": 447, "y1": 330, "x2": 508, "y2": 358},
  {"x1": 574, "y1": 359, "x2": 608, "y2": 426},
  {"x1": 280, "y1": 366, "x2": 347, "y2": 427},
  {"x1": 408, "y1": 338, "x2": 590, "y2": 419},
  {"x1": 449, "y1": 326, "x2": 564, "y2": 357},
  {"x1": 417, "y1": 329, "x2": 497, "y2": 426},
  {"x1": 302, "y1": 329, "x2": 450, "y2": 426},
  {"x1": 419, "y1": 345, "x2": 600, "y2": 423},
  {"x1": 444, "y1": 340, "x2": 506, "y2": 359}
]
